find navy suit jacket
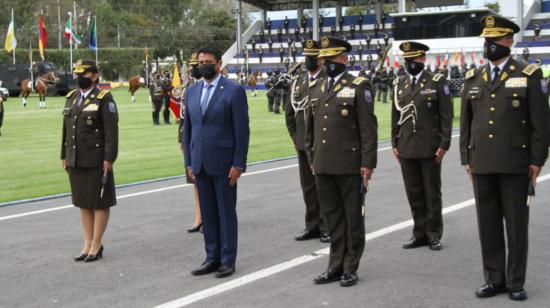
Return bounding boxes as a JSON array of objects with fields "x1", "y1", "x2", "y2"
[{"x1": 184, "y1": 75, "x2": 250, "y2": 176}]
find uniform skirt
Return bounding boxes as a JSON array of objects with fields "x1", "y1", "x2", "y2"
[{"x1": 68, "y1": 167, "x2": 116, "y2": 209}]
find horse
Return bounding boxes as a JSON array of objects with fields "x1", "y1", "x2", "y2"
[
  {"x1": 128, "y1": 75, "x2": 147, "y2": 102},
  {"x1": 248, "y1": 70, "x2": 261, "y2": 97},
  {"x1": 20, "y1": 71, "x2": 58, "y2": 109}
]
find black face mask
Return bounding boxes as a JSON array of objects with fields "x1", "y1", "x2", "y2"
[
  {"x1": 77, "y1": 75, "x2": 93, "y2": 89},
  {"x1": 198, "y1": 64, "x2": 217, "y2": 80},
  {"x1": 305, "y1": 57, "x2": 319, "y2": 72},
  {"x1": 404, "y1": 60, "x2": 424, "y2": 76},
  {"x1": 191, "y1": 66, "x2": 201, "y2": 79},
  {"x1": 483, "y1": 39, "x2": 511, "y2": 62},
  {"x1": 324, "y1": 60, "x2": 346, "y2": 78}
]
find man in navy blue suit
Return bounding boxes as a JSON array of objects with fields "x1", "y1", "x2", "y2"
[{"x1": 184, "y1": 45, "x2": 250, "y2": 278}]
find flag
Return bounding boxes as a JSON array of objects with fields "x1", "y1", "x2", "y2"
[
  {"x1": 393, "y1": 55, "x2": 399, "y2": 68},
  {"x1": 453, "y1": 49, "x2": 459, "y2": 64},
  {"x1": 435, "y1": 54, "x2": 440, "y2": 68},
  {"x1": 385, "y1": 56, "x2": 390, "y2": 68},
  {"x1": 38, "y1": 15, "x2": 47, "y2": 60},
  {"x1": 460, "y1": 49, "x2": 465, "y2": 66},
  {"x1": 144, "y1": 47, "x2": 149, "y2": 61},
  {"x1": 443, "y1": 53, "x2": 449, "y2": 66},
  {"x1": 4, "y1": 15, "x2": 17, "y2": 52},
  {"x1": 64, "y1": 16, "x2": 81, "y2": 44},
  {"x1": 88, "y1": 17, "x2": 97, "y2": 50},
  {"x1": 470, "y1": 51, "x2": 475, "y2": 64},
  {"x1": 169, "y1": 63, "x2": 182, "y2": 120},
  {"x1": 479, "y1": 54, "x2": 484, "y2": 65}
]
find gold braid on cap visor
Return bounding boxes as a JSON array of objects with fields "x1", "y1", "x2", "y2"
[
  {"x1": 402, "y1": 51, "x2": 426, "y2": 58},
  {"x1": 480, "y1": 27, "x2": 515, "y2": 38},
  {"x1": 318, "y1": 47, "x2": 348, "y2": 58},
  {"x1": 302, "y1": 48, "x2": 320, "y2": 56},
  {"x1": 73, "y1": 65, "x2": 91, "y2": 73}
]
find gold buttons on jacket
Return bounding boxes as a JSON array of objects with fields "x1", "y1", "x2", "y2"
[
  {"x1": 325, "y1": 103, "x2": 329, "y2": 107},
  {"x1": 341, "y1": 109, "x2": 349, "y2": 117},
  {"x1": 324, "y1": 115, "x2": 328, "y2": 119},
  {"x1": 512, "y1": 100, "x2": 520, "y2": 108},
  {"x1": 491, "y1": 93, "x2": 496, "y2": 98},
  {"x1": 322, "y1": 140, "x2": 326, "y2": 143},
  {"x1": 489, "y1": 120, "x2": 494, "y2": 125},
  {"x1": 323, "y1": 127, "x2": 327, "y2": 131},
  {"x1": 489, "y1": 134, "x2": 494, "y2": 138},
  {"x1": 490, "y1": 107, "x2": 495, "y2": 111}
]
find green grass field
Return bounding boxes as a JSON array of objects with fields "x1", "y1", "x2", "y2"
[{"x1": 0, "y1": 88, "x2": 461, "y2": 203}]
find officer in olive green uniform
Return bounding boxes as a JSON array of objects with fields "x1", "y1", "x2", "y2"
[
  {"x1": 391, "y1": 41, "x2": 453, "y2": 251},
  {"x1": 460, "y1": 16, "x2": 549, "y2": 301},
  {"x1": 178, "y1": 53, "x2": 200, "y2": 145},
  {"x1": 284, "y1": 40, "x2": 330, "y2": 243},
  {"x1": 306, "y1": 37, "x2": 378, "y2": 287},
  {"x1": 61, "y1": 60, "x2": 119, "y2": 209}
]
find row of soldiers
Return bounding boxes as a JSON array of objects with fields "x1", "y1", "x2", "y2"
[{"x1": 281, "y1": 14, "x2": 550, "y2": 299}]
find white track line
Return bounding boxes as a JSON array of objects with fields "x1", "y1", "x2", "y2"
[
  {"x1": 0, "y1": 133, "x2": 424, "y2": 222},
  {"x1": 154, "y1": 173, "x2": 550, "y2": 308}
]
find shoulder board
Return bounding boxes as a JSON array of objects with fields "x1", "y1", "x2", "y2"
[
  {"x1": 352, "y1": 76, "x2": 366, "y2": 85},
  {"x1": 432, "y1": 73, "x2": 444, "y2": 82},
  {"x1": 392, "y1": 78, "x2": 399, "y2": 86},
  {"x1": 97, "y1": 90, "x2": 110, "y2": 99},
  {"x1": 465, "y1": 69, "x2": 475, "y2": 80},
  {"x1": 522, "y1": 64, "x2": 540, "y2": 76},
  {"x1": 66, "y1": 89, "x2": 77, "y2": 98}
]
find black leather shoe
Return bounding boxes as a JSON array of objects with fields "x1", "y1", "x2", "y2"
[
  {"x1": 320, "y1": 233, "x2": 331, "y2": 243},
  {"x1": 429, "y1": 239, "x2": 443, "y2": 251},
  {"x1": 215, "y1": 265, "x2": 235, "y2": 278},
  {"x1": 340, "y1": 272, "x2": 358, "y2": 287},
  {"x1": 313, "y1": 269, "x2": 342, "y2": 284},
  {"x1": 295, "y1": 228, "x2": 321, "y2": 241},
  {"x1": 187, "y1": 223, "x2": 203, "y2": 233},
  {"x1": 508, "y1": 288, "x2": 527, "y2": 301},
  {"x1": 191, "y1": 261, "x2": 220, "y2": 276},
  {"x1": 475, "y1": 283, "x2": 508, "y2": 298},
  {"x1": 83, "y1": 246, "x2": 104, "y2": 263},
  {"x1": 402, "y1": 237, "x2": 429, "y2": 249},
  {"x1": 74, "y1": 253, "x2": 88, "y2": 262}
]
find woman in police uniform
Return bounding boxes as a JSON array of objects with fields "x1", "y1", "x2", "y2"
[{"x1": 61, "y1": 60, "x2": 118, "y2": 262}]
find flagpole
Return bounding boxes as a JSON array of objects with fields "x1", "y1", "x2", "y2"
[
  {"x1": 94, "y1": 15, "x2": 98, "y2": 65},
  {"x1": 145, "y1": 46, "x2": 149, "y2": 87},
  {"x1": 69, "y1": 12, "x2": 73, "y2": 72},
  {"x1": 73, "y1": 1, "x2": 77, "y2": 50},
  {"x1": 29, "y1": 43, "x2": 34, "y2": 91},
  {"x1": 11, "y1": 9, "x2": 15, "y2": 64}
]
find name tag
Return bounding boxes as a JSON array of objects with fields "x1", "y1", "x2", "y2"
[
  {"x1": 505, "y1": 77, "x2": 527, "y2": 88},
  {"x1": 420, "y1": 89, "x2": 436, "y2": 95},
  {"x1": 337, "y1": 87, "x2": 355, "y2": 98},
  {"x1": 83, "y1": 104, "x2": 99, "y2": 112}
]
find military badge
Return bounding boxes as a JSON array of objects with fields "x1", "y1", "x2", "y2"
[
  {"x1": 306, "y1": 40, "x2": 314, "y2": 49},
  {"x1": 512, "y1": 99, "x2": 520, "y2": 108},
  {"x1": 86, "y1": 119, "x2": 93, "y2": 125},
  {"x1": 109, "y1": 102, "x2": 117, "y2": 113},
  {"x1": 541, "y1": 80, "x2": 548, "y2": 94},
  {"x1": 321, "y1": 37, "x2": 330, "y2": 48},
  {"x1": 403, "y1": 42, "x2": 411, "y2": 51},
  {"x1": 364, "y1": 90, "x2": 372, "y2": 103},
  {"x1": 485, "y1": 16, "x2": 495, "y2": 28}
]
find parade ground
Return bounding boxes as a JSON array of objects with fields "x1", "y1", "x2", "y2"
[
  {"x1": 0, "y1": 89, "x2": 461, "y2": 203},
  {"x1": 1, "y1": 137, "x2": 549, "y2": 308}
]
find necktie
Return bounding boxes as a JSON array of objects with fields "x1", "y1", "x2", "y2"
[
  {"x1": 200, "y1": 84, "x2": 213, "y2": 114},
  {"x1": 492, "y1": 67, "x2": 500, "y2": 85},
  {"x1": 77, "y1": 93, "x2": 84, "y2": 107},
  {"x1": 309, "y1": 76, "x2": 315, "y2": 82},
  {"x1": 328, "y1": 78, "x2": 335, "y2": 92},
  {"x1": 411, "y1": 77, "x2": 417, "y2": 88}
]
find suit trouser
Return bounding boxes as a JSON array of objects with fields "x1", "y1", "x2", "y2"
[
  {"x1": 152, "y1": 98, "x2": 162, "y2": 124},
  {"x1": 297, "y1": 151, "x2": 327, "y2": 233},
  {"x1": 399, "y1": 158, "x2": 443, "y2": 241},
  {"x1": 472, "y1": 173, "x2": 529, "y2": 288},
  {"x1": 195, "y1": 170, "x2": 238, "y2": 266},
  {"x1": 315, "y1": 174, "x2": 365, "y2": 273}
]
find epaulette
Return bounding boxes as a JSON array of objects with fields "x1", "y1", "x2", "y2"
[
  {"x1": 465, "y1": 69, "x2": 475, "y2": 80},
  {"x1": 392, "y1": 78, "x2": 399, "y2": 86},
  {"x1": 432, "y1": 73, "x2": 444, "y2": 82},
  {"x1": 66, "y1": 89, "x2": 77, "y2": 98},
  {"x1": 522, "y1": 64, "x2": 540, "y2": 76},
  {"x1": 352, "y1": 76, "x2": 366, "y2": 85},
  {"x1": 97, "y1": 90, "x2": 110, "y2": 99}
]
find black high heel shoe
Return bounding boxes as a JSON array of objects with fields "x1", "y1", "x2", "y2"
[
  {"x1": 84, "y1": 246, "x2": 104, "y2": 263},
  {"x1": 74, "y1": 253, "x2": 88, "y2": 262},
  {"x1": 187, "y1": 223, "x2": 203, "y2": 233}
]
